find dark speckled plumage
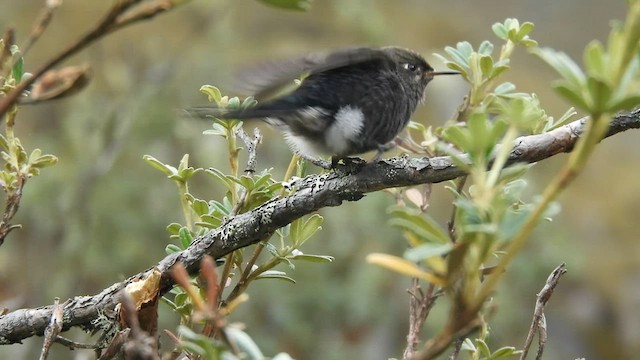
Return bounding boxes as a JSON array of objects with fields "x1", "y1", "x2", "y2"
[{"x1": 188, "y1": 46, "x2": 458, "y2": 166}]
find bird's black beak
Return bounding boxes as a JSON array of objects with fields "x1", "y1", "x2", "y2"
[{"x1": 427, "y1": 70, "x2": 460, "y2": 77}]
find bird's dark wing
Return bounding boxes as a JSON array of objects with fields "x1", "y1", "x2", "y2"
[{"x1": 234, "y1": 47, "x2": 390, "y2": 100}]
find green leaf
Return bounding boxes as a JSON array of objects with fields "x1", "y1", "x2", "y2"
[
  {"x1": 444, "y1": 46, "x2": 469, "y2": 68},
  {"x1": 480, "y1": 55, "x2": 494, "y2": 78},
  {"x1": 203, "y1": 123, "x2": 228, "y2": 137},
  {"x1": 165, "y1": 244, "x2": 182, "y2": 254},
  {"x1": 227, "y1": 96, "x2": 241, "y2": 109},
  {"x1": 404, "y1": 243, "x2": 454, "y2": 263},
  {"x1": 239, "y1": 175, "x2": 255, "y2": 191},
  {"x1": 178, "y1": 227, "x2": 194, "y2": 248},
  {"x1": 534, "y1": 47, "x2": 586, "y2": 87},
  {"x1": 389, "y1": 211, "x2": 450, "y2": 245},
  {"x1": 492, "y1": 23, "x2": 508, "y2": 40},
  {"x1": 607, "y1": 94, "x2": 640, "y2": 113},
  {"x1": 205, "y1": 168, "x2": 236, "y2": 191},
  {"x1": 494, "y1": 82, "x2": 516, "y2": 95},
  {"x1": 225, "y1": 327, "x2": 265, "y2": 359},
  {"x1": 143, "y1": 155, "x2": 177, "y2": 177},
  {"x1": 516, "y1": 22, "x2": 535, "y2": 39},
  {"x1": 241, "y1": 96, "x2": 258, "y2": 109},
  {"x1": 192, "y1": 199, "x2": 209, "y2": 217},
  {"x1": 478, "y1": 41, "x2": 494, "y2": 56},
  {"x1": 166, "y1": 223, "x2": 182, "y2": 235},
  {"x1": 9, "y1": 45, "x2": 24, "y2": 82},
  {"x1": 461, "y1": 338, "x2": 476, "y2": 352},
  {"x1": 255, "y1": 270, "x2": 296, "y2": 283},
  {"x1": 199, "y1": 85, "x2": 222, "y2": 105},
  {"x1": 587, "y1": 76, "x2": 612, "y2": 113},
  {"x1": 30, "y1": 152, "x2": 58, "y2": 168},
  {"x1": 290, "y1": 214, "x2": 323, "y2": 246},
  {"x1": 442, "y1": 125, "x2": 471, "y2": 150},
  {"x1": 584, "y1": 40, "x2": 607, "y2": 78},
  {"x1": 257, "y1": 0, "x2": 311, "y2": 11},
  {"x1": 12, "y1": 56, "x2": 24, "y2": 83},
  {"x1": 553, "y1": 83, "x2": 590, "y2": 111},
  {"x1": 290, "y1": 253, "x2": 335, "y2": 263},
  {"x1": 490, "y1": 346, "x2": 521, "y2": 359},
  {"x1": 456, "y1": 41, "x2": 474, "y2": 58},
  {"x1": 476, "y1": 339, "x2": 491, "y2": 357}
]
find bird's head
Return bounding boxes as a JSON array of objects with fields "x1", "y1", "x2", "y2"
[{"x1": 382, "y1": 47, "x2": 459, "y2": 99}]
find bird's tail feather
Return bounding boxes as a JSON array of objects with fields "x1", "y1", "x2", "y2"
[{"x1": 184, "y1": 105, "x2": 303, "y2": 120}]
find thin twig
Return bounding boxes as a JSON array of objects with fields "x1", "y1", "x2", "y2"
[
  {"x1": 403, "y1": 281, "x2": 440, "y2": 359},
  {"x1": 54, "y1": 335, "x2": 102, "y2": 349},
  {"x1": 230, "y1": 127, "x2": 263, "y2": 214},
  {"x1": 448, "y1": 338, "x2": 464, "y2": 360},
  {"x1": 39, "y1": 297, "x2": 64, "y2": 360},
  {"x1": 97, "y1": 328, "x2": 130, "y2": 360},
  {"x1": 236, "y1": 127, "x2": 262, "y2": 174},
  {"x1": 22, "y1": 0, "x2": 63, "y2": 56},
  {"x1": 0, "y1": 174, "x2": 26, "y2": 246},
  {"x1": 447, "y1": 176, "x2": 467, "y2": 241},
  {"x1": 0, "y1": 29, "x2": 15, "y2": 75},
  {"x1": 0, "y1": 0, "x2": 182, "y2": 117},
  {"x1": 519, "y1": 263, "x2": 567, "y2": 360}
]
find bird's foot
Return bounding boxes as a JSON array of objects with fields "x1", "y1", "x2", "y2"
[
  {"x1": 301, "y1": 155, "x2": 367, "y2": 173},
  {"x1": 371, "y1": 141, "x2": 397, "y2": 163},
  {"x1": 331, "y1": 156, "x2": 367, "y2": 173}
]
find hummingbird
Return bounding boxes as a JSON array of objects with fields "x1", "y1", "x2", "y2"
[{"x1": 188, "y1": 46, "x2": 459, "y2": 168}]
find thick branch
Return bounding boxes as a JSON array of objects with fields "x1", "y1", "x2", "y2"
[{"x1": 0, "y1": 110, "x2": 638, "y2": 345}]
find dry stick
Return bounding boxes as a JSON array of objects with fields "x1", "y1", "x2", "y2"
[
  {"x1": 55, "y1": 335, "x2": 102, "y2": 349},
  {"x1": 0, "y1": 174, "x2": 26, "y2": 246},
  {"x1": 0, "y1": 29, "x2": 15, "y2": 74},
  {"x1": 519, "y1": 263, "x2": 567, "y2": 360},
  {"x1": 0, "y1": 111, "x2": 638, "y2": 345},
  {"x1": 447, "y1": 176, "x2": 467, "y2": 241},
  {"x1": 447, "y1": 338, "x2": 464, "y2": 360},
  {"x1": 97, "y1": 328, "x2": 130, "y2": 360},
  {"x1": 227, "y1": 128, "x2": 269, "y2": 304},
  {"x1": 38, "y1": 298, "x2": 64, "y2": 360},
  {"x1": 22, "y1": 0, "x2": 62, "y2": 56},
  {"x1": 403, "y1": 281, "x2": 439, "y2": 360},
  {"x1": 0, "y1": 0, "x2": 178, "y2": 118}
]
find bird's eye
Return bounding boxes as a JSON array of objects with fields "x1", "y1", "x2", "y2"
[{"x1": 403, "y1": 63, "x2": 419, "y2": 72}]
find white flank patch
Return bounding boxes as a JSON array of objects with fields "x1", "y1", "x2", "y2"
[
  {"x1": 283, "y1": 132, "x2": 324, "y2": 159},
  {"x1": 326, "y1": 106, "x2": 364, "y2": 155}
]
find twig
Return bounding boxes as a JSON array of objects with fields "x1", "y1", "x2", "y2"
[
  {"x1": 519, "y1": 263, "x2": 567, "y2": 360},
  {"x1": 0, "y1": 111, "x2": 638, "y2": 345},
  {"x1": 403, "y1": 281, "x2": 440, "y2": 359},
  {"x1": 0, "y1": 0, "x2": 183, "y2": 117},
  {"x1": 22, "y1": 0, "x2": 63, "y2": 56},
  {"x1": 0, "y1": 29, "x2": 15, "y2": 75},
  {"x1": 54, "y1": 335, "x2": 102, "y2": 349},
  {"x1": 447, "y1": 176, "x2": 467, "y2": 241},
  {"x1": 230, "y1": 127, "x2": 263, "y2": 214},
  {"x1": 237, "y1": 127, "x2": 262, "y2": 174},
  {"x1": 448, "y1": 338, "x2": 464, "y2": 360},
  {"x1": 0, "y1": 174, "x2": 26, "y2": 246},
  {"x1": 97, "y1": 328, "x2": 130, "y2": 360},
  {"x1": 39, "y1": 297, "x2": 64, "y2": 360}
]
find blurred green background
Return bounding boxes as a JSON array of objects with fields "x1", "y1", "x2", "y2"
[{"x1": 1, "y1": 1, "x2": 639, "y2": 359}]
